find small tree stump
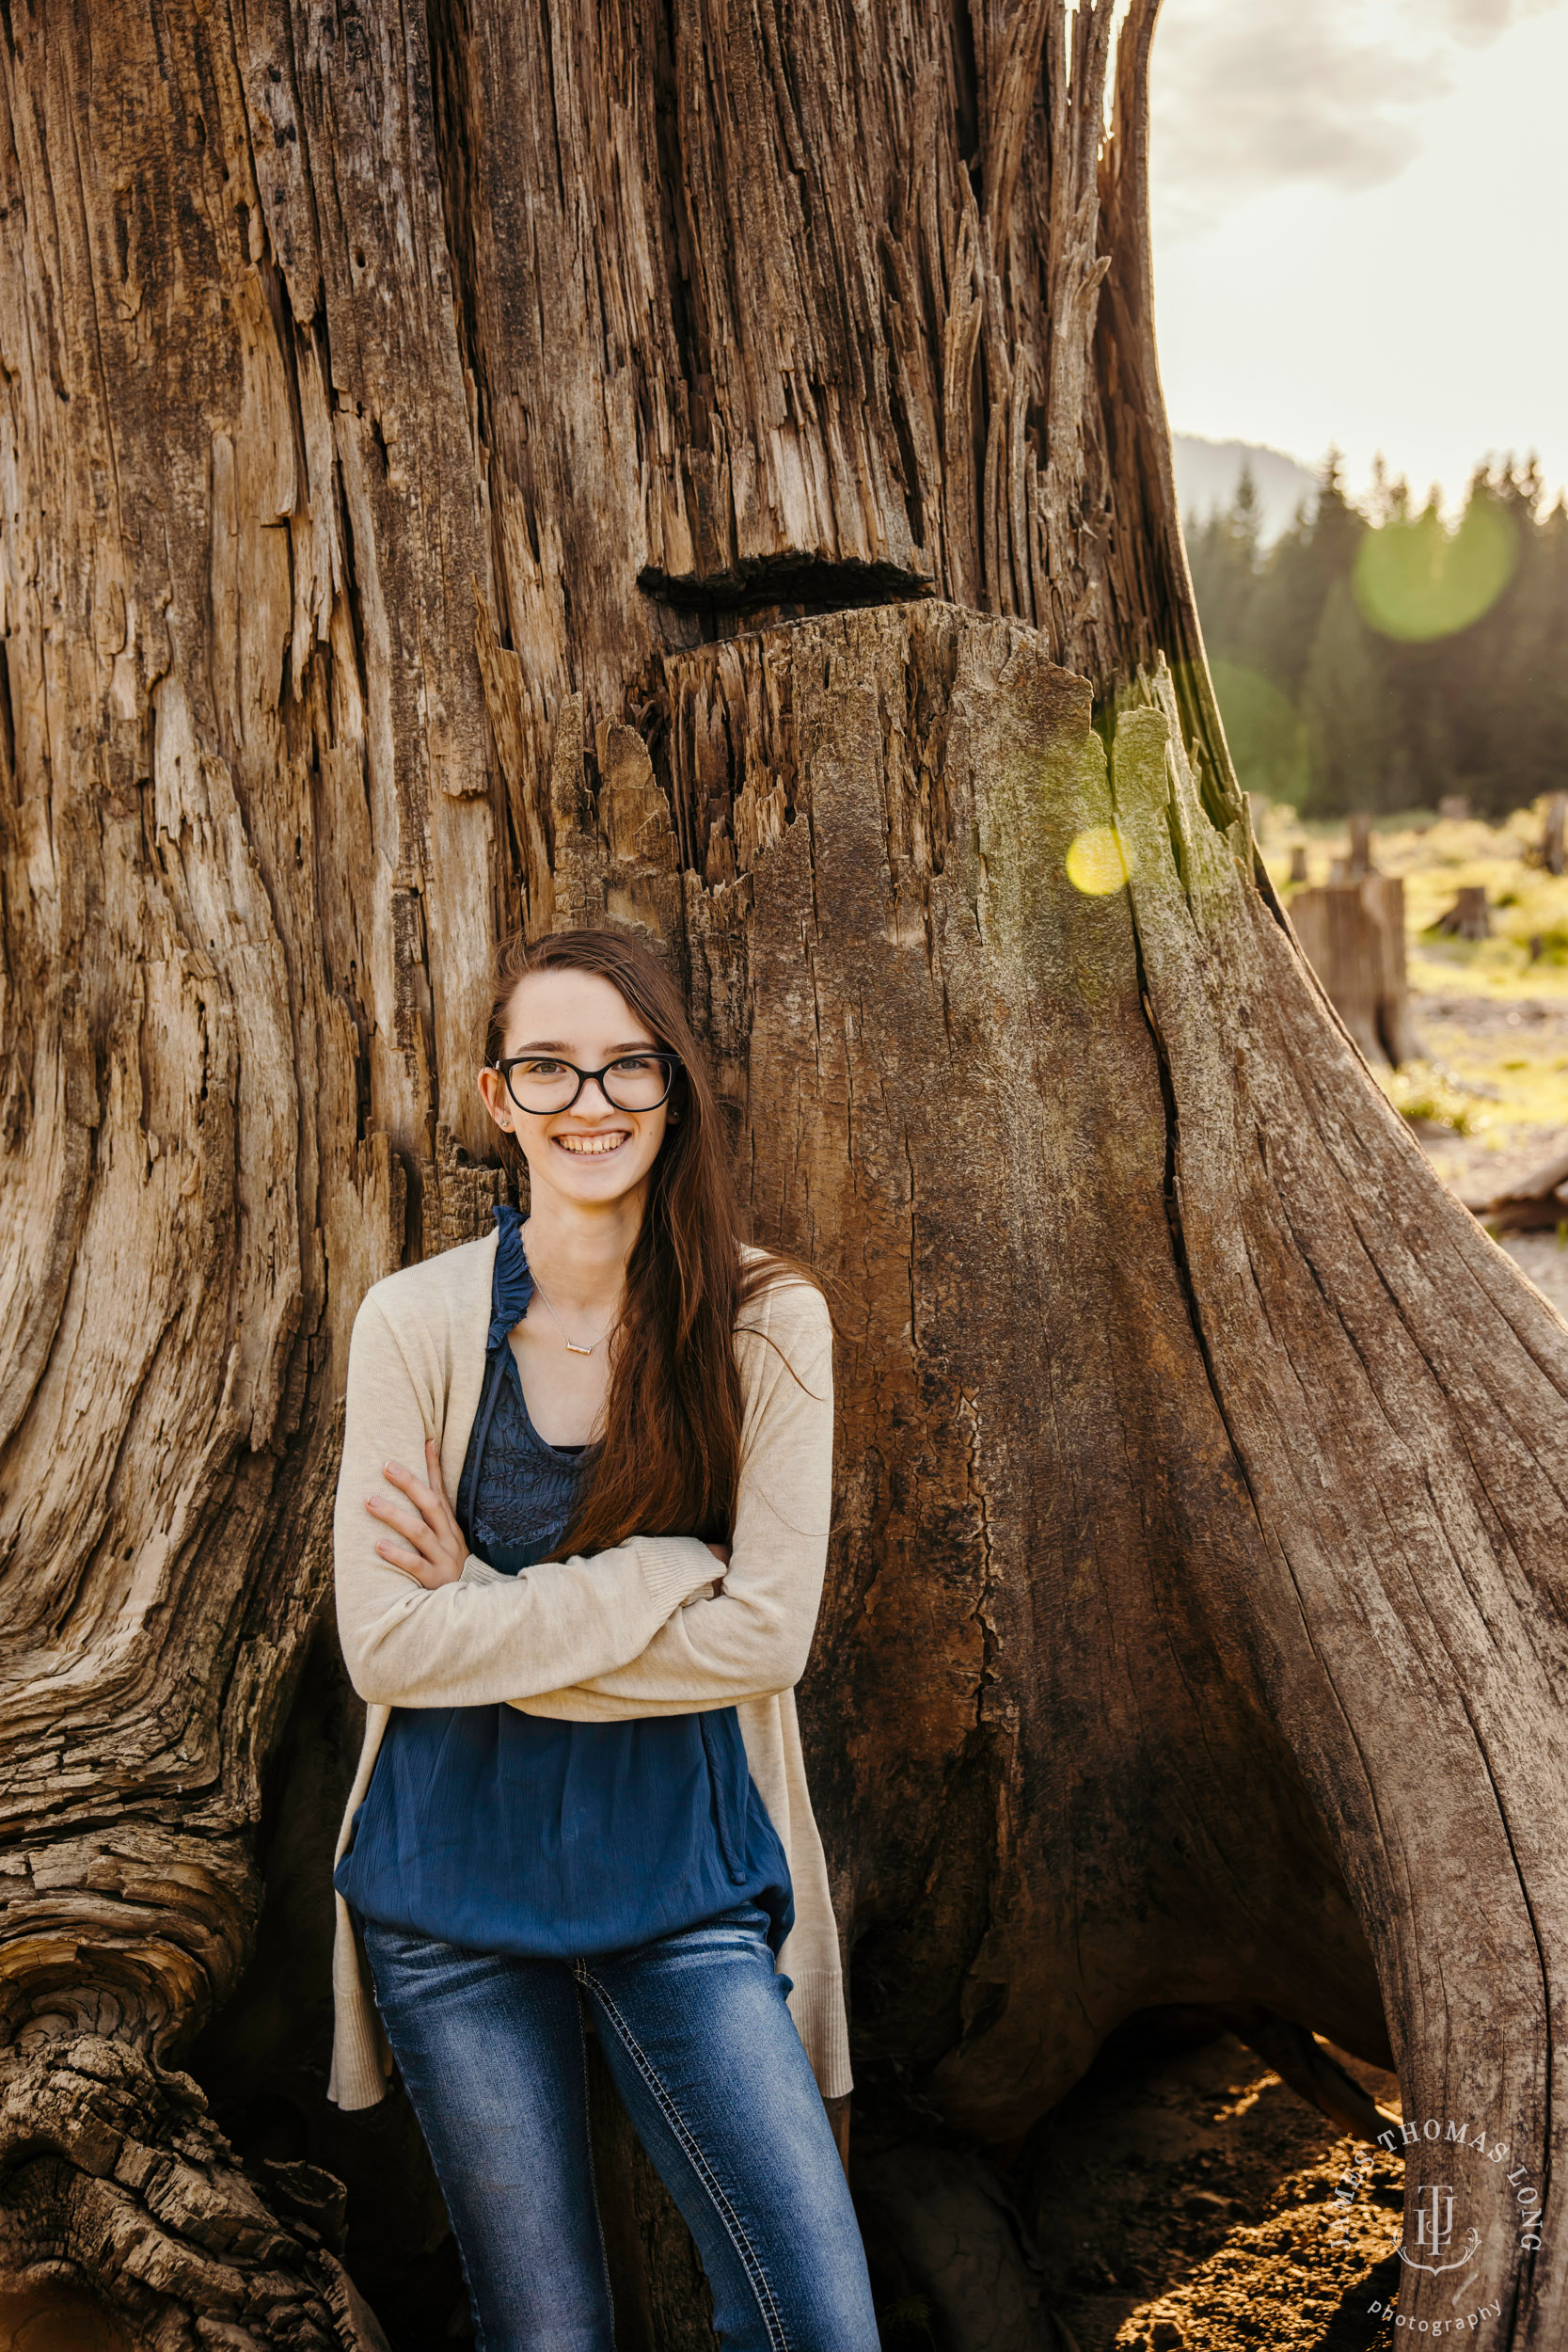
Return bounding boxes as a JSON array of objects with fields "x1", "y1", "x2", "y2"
[
  {"x1": 1290, "y1": 877, "x2": 1422, "y2": 1066},
  {"x1": 1289, "y1": 844, "x2": 1309, "y2": 885},
  {"x1": 1347, "y1": 814, "x2": 1375, "y2": 878},
  {"x1": 1464, "y1": 1145, "x2": 1568, "y2": 1233},
  {"x1": 1432, "y1": 886, "x2": 1492, "y2": 940},
  {"x1": 1542, "y1": 792, "x2": 1566, "y2": 879},
  {"x1": 1439, "y1": 795, "x2": 1472, "y2": 822}
]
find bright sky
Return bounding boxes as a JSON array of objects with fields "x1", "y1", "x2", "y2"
[{"x1": 1148, "y1": 0, "x2": 1568, "y2": 512}]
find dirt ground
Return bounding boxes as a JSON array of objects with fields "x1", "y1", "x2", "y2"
[
  {"x1": 1404, "y1": 993, "x2": 1568, "y2": 1323},
  {"x1": 0, "y1": 2039, "x2": 1418, "y2": 2352},
  {"x1": 1022, "y1": 2030, "x2": 1408, "y2": 2352}
]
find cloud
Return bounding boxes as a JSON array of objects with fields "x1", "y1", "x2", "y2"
[
  {"x1": 1435, "y1": 0, "x2": 1561, "y2": 43},
  {"x1": 1150, "y1": 0, "x2": 1566, "y2": 236}
]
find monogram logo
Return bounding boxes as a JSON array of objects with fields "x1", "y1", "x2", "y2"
[{"x1": 1398, "y1": 2182, "x2": 1481, "y2": 2278}]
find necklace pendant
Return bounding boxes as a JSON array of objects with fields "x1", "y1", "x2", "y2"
[{"x1": 564, "y1": 1340, "x2": 594, "y2": 1357}]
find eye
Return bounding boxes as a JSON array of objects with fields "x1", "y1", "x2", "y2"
[
  {"x1": 610, "y1": 1055, "x2": 661, "y2": 1073},
  {"x1": 518, "y1": 1057, "x2": 567, "y2": 1077}
]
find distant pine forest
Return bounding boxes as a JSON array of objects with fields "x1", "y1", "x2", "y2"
[{"x1": 1185, "y1": 458, "x2": 1568, "y2": 820}]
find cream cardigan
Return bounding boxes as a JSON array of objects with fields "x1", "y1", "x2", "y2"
[{"x1": 326, "y1": 1227, "x2": 851, "y2": 2109}]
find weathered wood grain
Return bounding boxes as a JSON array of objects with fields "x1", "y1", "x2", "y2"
[{"x1": 3, "y1": 2, "x2": 1564, "y2": 2345}]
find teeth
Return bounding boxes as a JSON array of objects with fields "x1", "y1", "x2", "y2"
[{"x1": 556, "y1": 1134, "x2": 627, "y2": 1155}]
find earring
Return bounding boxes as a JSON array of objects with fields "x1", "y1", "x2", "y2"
[{"x1": 668, "y1": 1108, "x2": 682, "y2": 1124}]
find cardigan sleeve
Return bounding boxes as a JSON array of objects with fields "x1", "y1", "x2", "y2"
[
  {"x1": 515, "y1": 1278, "x2": 833, "y2": 1720},
  {"x1": 334, "y1": 1294, "x2": 720, "y2": 1708}
]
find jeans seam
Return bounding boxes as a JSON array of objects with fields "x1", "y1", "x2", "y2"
[{"x1": 576, "y1": 1961, "x2": 793, "y2": 2352}]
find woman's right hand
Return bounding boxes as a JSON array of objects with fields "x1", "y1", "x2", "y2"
[{"x1": 366, "y1": 1440, "x2": 468, "y2": 1589}]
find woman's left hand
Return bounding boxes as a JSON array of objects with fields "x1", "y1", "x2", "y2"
[
  {"x1": 366, "y1": 1439, "x2": 467, "y2": 1589},
  {"x1": 702, "y1": 1539, "x2": 730, "y2": 1598}
]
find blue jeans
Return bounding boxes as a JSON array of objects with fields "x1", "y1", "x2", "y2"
[{"x1": 358, "y1": 1906, "x2": 879, "y2": 2352}]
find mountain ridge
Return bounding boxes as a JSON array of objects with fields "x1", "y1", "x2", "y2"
[{"x1": 1173, "y1": 434, "x2": 1319, "y2": 541}]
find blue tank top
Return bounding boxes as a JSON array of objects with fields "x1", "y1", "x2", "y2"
[{"x1": 334, "y1": 1205, "x2": 794, "y2": 1960}]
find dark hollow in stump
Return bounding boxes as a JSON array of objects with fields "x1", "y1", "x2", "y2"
[{"x1": 1284, "y1": 878, "x2": 1423, "y2": 1066}]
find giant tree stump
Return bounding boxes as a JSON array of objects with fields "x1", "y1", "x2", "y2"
[{"x1": 3, "y1": 0, "x2": 1566, "y2": 2345}]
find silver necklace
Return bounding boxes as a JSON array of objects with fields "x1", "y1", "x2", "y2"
[{"x1": 527, "y1": 1273, "x2": 616, "y2": 1358}]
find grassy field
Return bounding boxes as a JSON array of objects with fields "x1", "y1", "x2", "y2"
[{"x1": 1258, "y1": 799, "x2": 1568, "y2": 1150}]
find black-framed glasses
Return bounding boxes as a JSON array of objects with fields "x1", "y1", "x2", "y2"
[{"x1": 491, "y1": 1052, "x2": 683, "y2": 1116}]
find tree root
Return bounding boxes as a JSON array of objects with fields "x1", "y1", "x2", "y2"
[
  {"x1": 852, "y1": 2132, "x2": 1068, "y2": 2352},
  {"x1": 1230, "y1": 2012, "x2": 1401, "y2": 2149},
  {"x1": 1151, "y1": 2005, "x2": 1401, "y2": 2149},
  {"x1": 0, "y1": 2037, "x2": 388, "y2": 2351}
]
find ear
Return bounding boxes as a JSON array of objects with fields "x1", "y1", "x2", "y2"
[{"x1": 477, "y1": 1065, "x2": 513, "y2": 1130}]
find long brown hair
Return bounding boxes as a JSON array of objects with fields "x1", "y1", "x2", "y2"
[{"x1": 483, "y1": 927, "x2": 816, "y2": 1555}]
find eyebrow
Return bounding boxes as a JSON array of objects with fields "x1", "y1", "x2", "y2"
[{"x1": 511, "y1": 1039, "x2": 659, "y2": 1056}]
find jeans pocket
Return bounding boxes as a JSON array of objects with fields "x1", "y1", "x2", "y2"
[{"x1": 358, "y1": 1915, "x2": 461, "y2": 2002}]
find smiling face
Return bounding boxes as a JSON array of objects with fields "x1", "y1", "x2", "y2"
[{"x1": 477, "y1": 965, "x2": 674, "y2": 1218}]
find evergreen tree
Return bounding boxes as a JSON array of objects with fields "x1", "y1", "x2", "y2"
[
  {"x1": 1183, "y1": 450, "x2": 1568, "y2": 819},
  {"x1": 1186, "y1": 464, "x2": 1262, "y2": 661},
  {"x1": 1301, "y1": 577, "x2": 1399, "y2": 814},
  {"x1": 1247, "y1": 453, "x2": 1367, "y2": 706},
  {"x1": 1449, "y1": 466, "x2": 1568, "y2": 817}
]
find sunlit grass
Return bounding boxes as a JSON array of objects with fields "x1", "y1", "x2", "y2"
[
  {"x1": 1260, "y1": 799, "x2": 1568, "y2": 1004},
  {"x1": 1375, "y1": 1061, "x2": 1494, "y2": 1135},
  {"x1": 1250, "y1": 799, "x2": 1568, "y2": 1148},
  {"x1": 1405, "y1": 1031, "x2": 1568, "y2": 1129}
]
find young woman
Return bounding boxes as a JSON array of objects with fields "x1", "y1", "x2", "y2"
[{"x1": 326, "y1": 928, "x2": 878, "y2": 2352}]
